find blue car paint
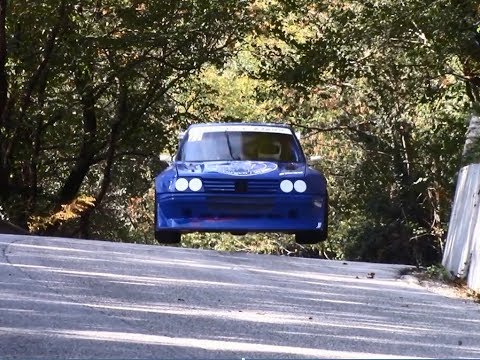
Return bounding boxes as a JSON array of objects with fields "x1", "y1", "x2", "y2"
[{"x1": 154, "y1": 123, "x2": 328, "y2": 236}]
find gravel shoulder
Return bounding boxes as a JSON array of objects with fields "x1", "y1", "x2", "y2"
[{"x1": 401, "y1": 269, "x2": 480, "y2": 304}]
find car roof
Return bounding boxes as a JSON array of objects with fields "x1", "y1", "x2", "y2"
[
  {"x1": 187, "y1": 122, "x2": 292, "y2": 129},
  {"x1": 178, "y1": 123, "x2": 299, "y2": 140}
]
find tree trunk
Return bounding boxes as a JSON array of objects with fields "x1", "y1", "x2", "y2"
[
  {"x1": 78, "y1": 82, "x2": 127, "y2": 239},
  {"x1": 0, "y1": 0, "x2": 9, "y2": 201},
  {"x1": 0, "y1": 0, "x2": 7, "y2": 114}
]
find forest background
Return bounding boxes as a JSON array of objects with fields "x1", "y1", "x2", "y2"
[{"x1": 1, "y1": 0, "x2": 480, "y2": 266}]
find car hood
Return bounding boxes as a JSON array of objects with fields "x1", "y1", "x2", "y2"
[{"x1": 175, "y1": 161, "x2": 306, "y2": 178}]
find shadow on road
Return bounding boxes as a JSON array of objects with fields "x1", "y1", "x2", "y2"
[{"x1": 1, "y1": 235, "x2": 479, "y2": 359}]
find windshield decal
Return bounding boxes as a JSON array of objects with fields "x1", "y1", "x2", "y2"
[
  {"x1": 188, "y1": 125, "x2": 292, "y2": 141},
  {"x1": 204, "y1": 161, "x2": 278, "y2": 176}
]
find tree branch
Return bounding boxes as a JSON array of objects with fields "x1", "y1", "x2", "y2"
[
  {"x1": 290, "y1": 120, "x2": 375, "y2": 134},
  {"x1": 17, "y1": 1, "x2": 71, "y2": 123},
  {"x1": 0, "y1": 0, "x2": 7, "y2": 118},
  {"x1": 79, "y1": 80, "x2": 127, "y2": 238}
]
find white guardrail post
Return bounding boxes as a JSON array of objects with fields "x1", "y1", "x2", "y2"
[
  {"x1": 468, "y1": 208, "x2": 480, "y2": 292},
  {"x1": 442, "y1": 164, "x2": 480, "y2": 291}
]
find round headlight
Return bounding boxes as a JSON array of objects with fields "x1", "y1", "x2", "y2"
[
  {"x1": 294, "y1": 180, "x2": 307, "y2": 193},
  {"x1": 280, "y1": 180, "x2": 293, "y2": 193},
  {"x1": 175, "y1": 178, "x2": 189, "y2": 191},
  {"x1": 189, "y1": 178, "x2": 202, "y2": 192}
]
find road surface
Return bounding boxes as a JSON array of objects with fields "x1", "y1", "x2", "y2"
[{"x1": 1, "y1": 234, "x2": 480, "y2": 359}]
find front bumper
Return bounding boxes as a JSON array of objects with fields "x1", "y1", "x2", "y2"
[{"x1": 155, "y1": 193, "x2": 327, "y2": 232}]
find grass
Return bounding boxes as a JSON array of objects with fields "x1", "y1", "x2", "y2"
[{"x1": 408, "y1": 264, "x2": 480, "y2": 303}]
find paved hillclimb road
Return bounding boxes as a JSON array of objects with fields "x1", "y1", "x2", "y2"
[{"x1": 1, "y1": 235, "x2": 480, "y2": 359}]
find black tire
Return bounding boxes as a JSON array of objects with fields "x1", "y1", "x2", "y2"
[
  {"x1": 153, "y1": 199, "x2": 180, "y2": 244},
  {"x1": 295, "y1": 229, "x2": 327, "y2": 244},
  {"x1": 295, "y1": 196, "x2": 329, "y2": 244},
  {"x1": 155, "y1": 230, "x2": 181, "y2": 244}
]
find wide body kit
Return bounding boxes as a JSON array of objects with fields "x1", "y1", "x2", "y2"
[{"x1": 154, "y1": 123, "x2": 328, "y2": 244}]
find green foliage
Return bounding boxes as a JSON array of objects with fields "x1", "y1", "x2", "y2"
[
  {"x1": 1, "y1": 0, "x2": 478, "y2": 267},
  {"x1": 1, "y1": 0, "x2": 257, "y2": 236},
  {"x1": 463, "y1": 140, "x2": 480, "y2": 165},
  {"x1": 424, "y1": 264, "x2": 451, "y2": 282},
  {"x1": 28, "y1": 195, "x2": 96, "y2": 233},
  {"x1": 233, "y1": 0, "x2": 476, "y2": 266},
  {"x1": 182, "y1": 232, "x2": 325, "y2": 258},
  {"x1": 182, "y1": 232, "x2": 293, "y2": 254}
]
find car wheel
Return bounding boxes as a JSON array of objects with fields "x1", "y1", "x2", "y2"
[
  {"x1": 295, "y1": 230, "x2": 327, "y2": 244},
  {"x1": 155, "y1": 231, "x2": 181, "y2": 244},
  {"x1": 296, "y1": 195, "x2": 329, "y2": 244}
]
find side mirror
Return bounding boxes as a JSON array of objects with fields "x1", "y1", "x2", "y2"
[
  {"x1": 159, "y1": 153, "x2": 173, "y2": 170},
  {"x1": 159, "y1": 153, "x2": 172, "y2": 162}
]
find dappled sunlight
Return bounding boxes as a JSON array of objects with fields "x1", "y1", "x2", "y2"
[
  {"x1": 86, "y1": 303, "x2": 318, "y2": 325},
  {"x1": 2, "y1": 235, "x2": 480, "y2": 359},
  {"x1": 0, "y1": 241, "x2": 95, "y2": 254},
  {"x1": 0, "y1": 327, "x2": 424, "y2": 359},
  {"x1": 276, "y1": 330, "x2": 480, "y2": 353},
  {"x1": 4, "y1": 239, "x2": 236, "y2": 270},
  {"x1": 244, "y1": 267, "x2": 422, "y2": 290},
  {"x1": 54, "y1": 330, "x2": 419, "y2": 359},
  {"x1": 281, "y1": 296, "x2": 365, "y2": 306},
  {"x1": 0, "y1": 308, "x2": 38, "y2": 314},
  {"x1": 79, "y1": 302, "x2": 439, "y2": 336},
  {"x1": 7, "y1": 242, "x2": 236, "y2": 270},
  {"x1": 11, "y1": 263, "x2": 239, "y2": 288}
]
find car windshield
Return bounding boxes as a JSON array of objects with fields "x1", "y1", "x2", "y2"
[{"x1": 177, "y1": 129, "x2": 303, "y2": 162}]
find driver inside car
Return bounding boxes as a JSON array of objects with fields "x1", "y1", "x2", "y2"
[{"x1": 257, "y1": 140, "x2": 282, "y2": 161}]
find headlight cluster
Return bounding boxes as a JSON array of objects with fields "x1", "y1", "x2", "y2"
[
  {"x1": 174, "y1": 178, "x2": 203, "y2": 192},
  {"x1": 280, "y1": 180, "x2": 307, "y2": 193}
]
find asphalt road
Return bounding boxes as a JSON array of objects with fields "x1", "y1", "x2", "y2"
[{"x1": 1, "y1": 234, "x2": 480, "y2": 359}]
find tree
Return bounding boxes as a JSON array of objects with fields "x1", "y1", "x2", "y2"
[
  {"x1": 244, "y1": 0, "x2": 477, "y2": 264},
  {"x1": 0, "y1": 0, "x2": 257, "y2": 238}
]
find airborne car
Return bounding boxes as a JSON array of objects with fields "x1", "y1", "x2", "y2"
[{"x1": 154, "y1": 123, "x2": 328, "y2": 244}]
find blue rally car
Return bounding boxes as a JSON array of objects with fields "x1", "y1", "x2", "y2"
[{"x1": 154, "y1": 123, "x2": 328, "y2": 244}]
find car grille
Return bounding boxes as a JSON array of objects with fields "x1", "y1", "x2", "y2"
[
  {"x1": 206, "y1": 196, "x2": 275, "y2": 213},
  {"x1": 202, "y1": 179, "x2": 279, "y2": 193}
]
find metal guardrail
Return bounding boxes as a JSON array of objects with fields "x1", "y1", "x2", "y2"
[
  {"x1": 468, "y1": 210, "x2": 480, "y2": 292},
  {"x1": 442, "y1": 164, "x2": 480, "y2": 292}
]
